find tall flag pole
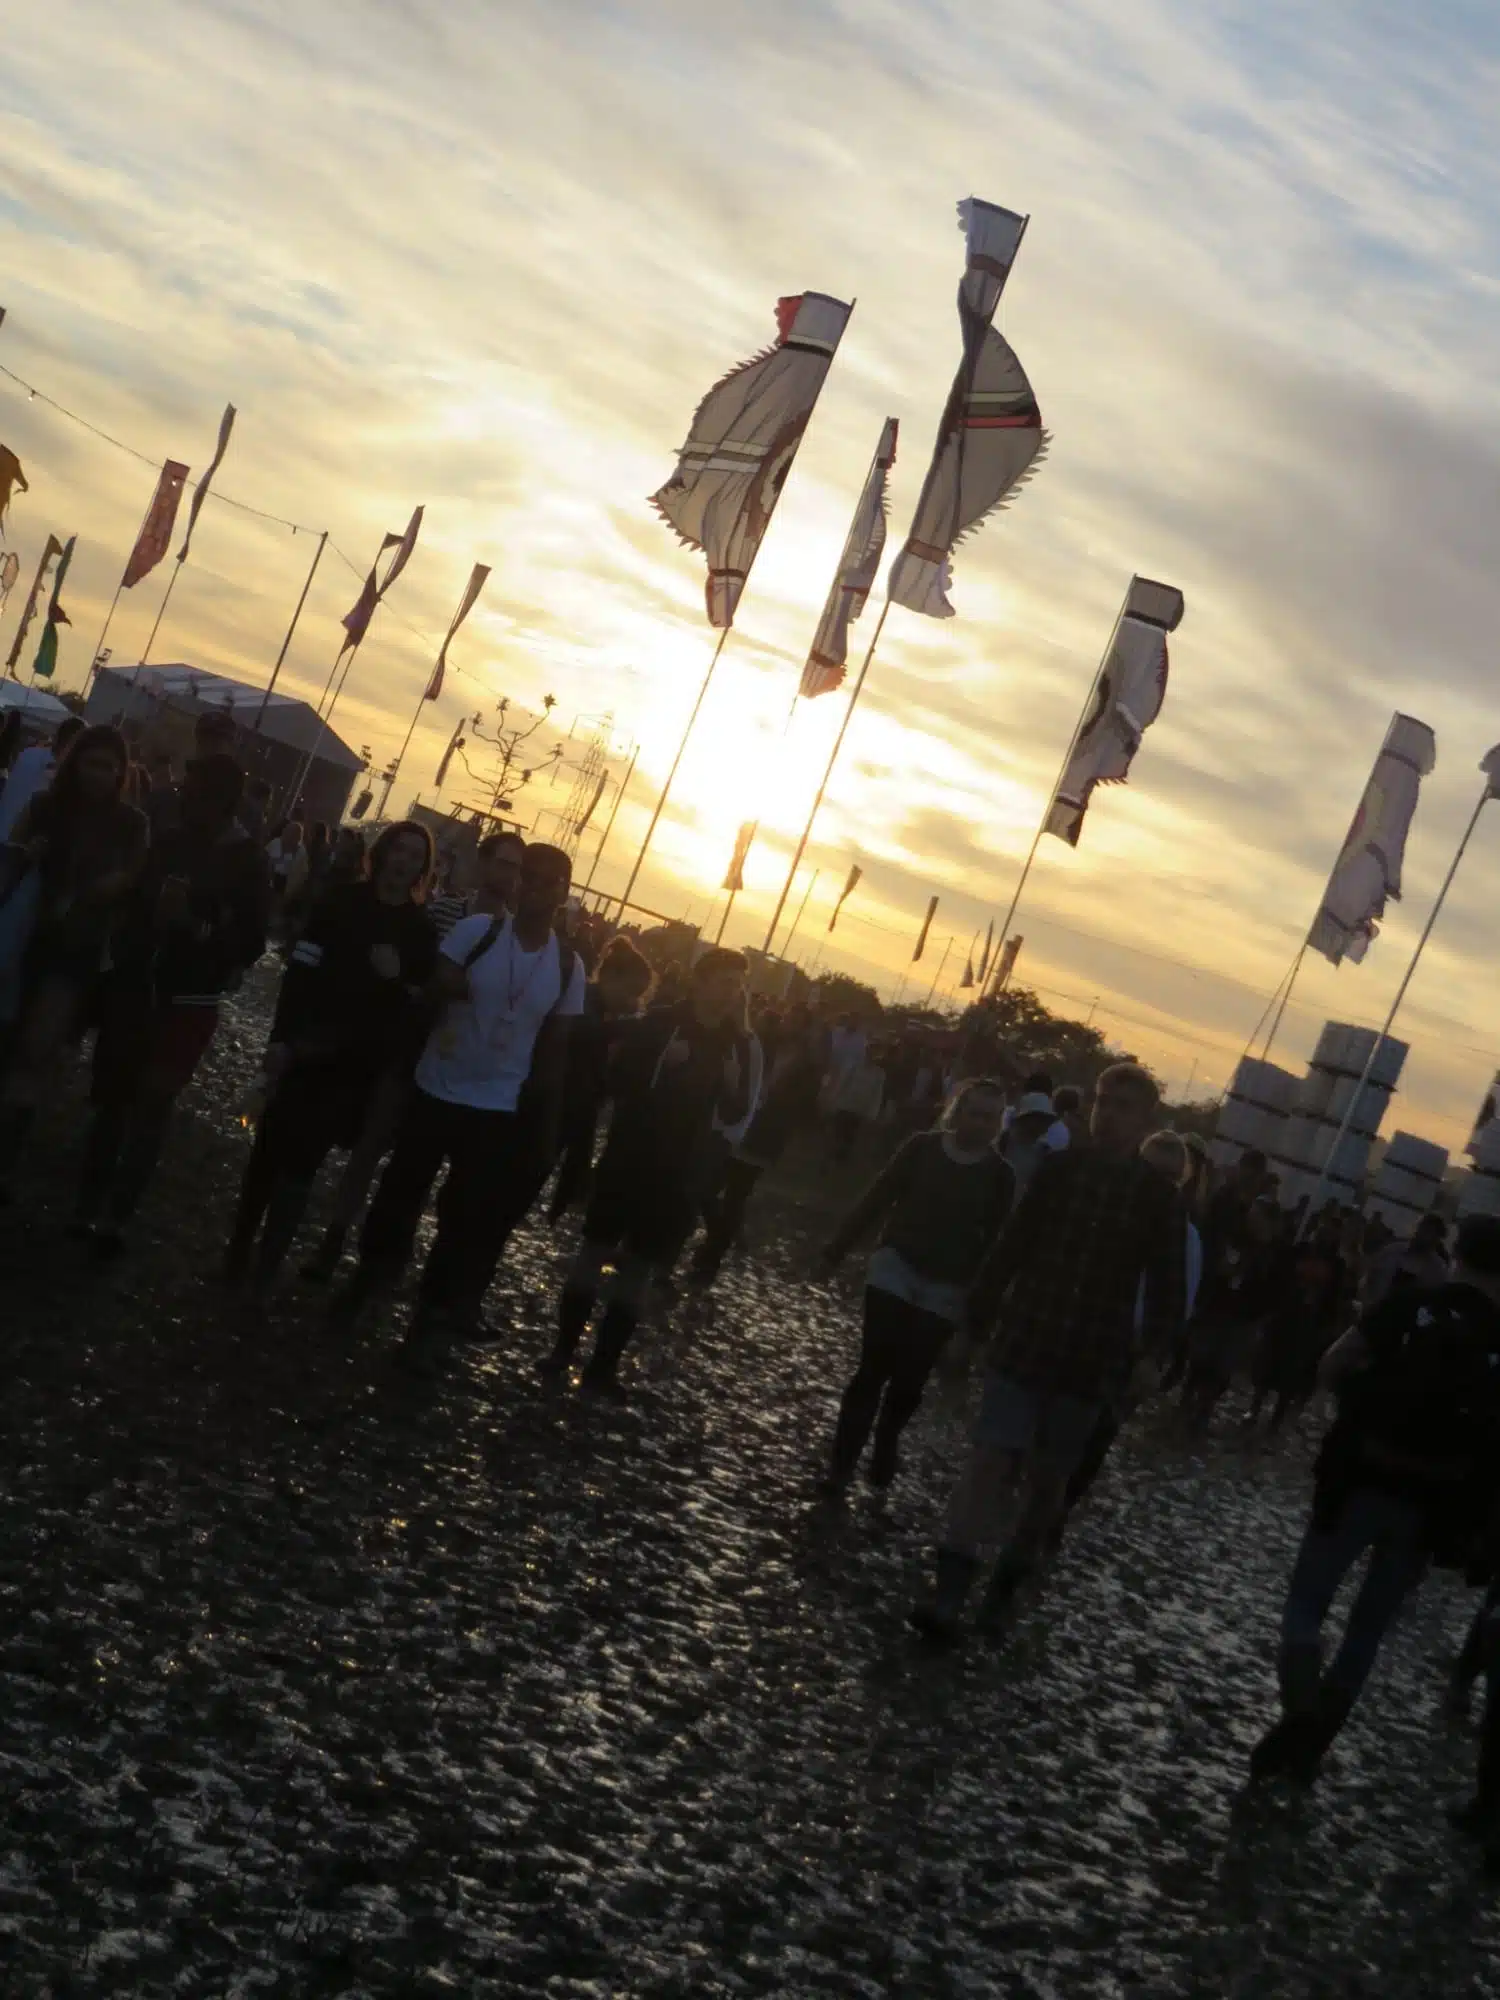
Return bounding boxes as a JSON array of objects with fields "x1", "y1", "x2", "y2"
[
  {"x1": 251, "y1": 529, "x2": 329, "y2": 733},
  {"x1": 384, "y1": 560, "x2": 490, "y2": 802},
  {"x1": 761, "y1": 416, "x2": 897, "y2": 950},
  {"x1": 925, "y1": 935, "x2": 954, "y2": 1007},
  {"x1": 779, "y1": 867, "x2": 820, "y2": 959},
  {"x1": 1255, "y1": 711, "x2": 1436, "y2": 1062},
  {"x1": 766, "y1": 196, "x2": 1044, "y2": 955},
  {"x1": 983, "y1": 576, "x2": 1184, "y2": 998},
  {"x1": 1301, "y1": 744, "x2": 1499, "y2": 1226},
  {"x1": 285, "y1": 505, "x2": 424, "y2": 814},
  {"x1": 582, "y1": 747, "x2": 639, "y2": 894},
  {"x1": 616, "y1": 290, "x2": 853, "y2": 917}
]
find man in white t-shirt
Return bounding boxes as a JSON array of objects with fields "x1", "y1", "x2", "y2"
[
  {"x1": 336, "y1": 841, "x2": 584, "y2": 1349},
  {"x1": 0, "y1": 715, "x2": 83, "y2": 840}
]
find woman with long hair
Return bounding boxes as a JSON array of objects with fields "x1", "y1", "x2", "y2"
[
  {"x1": 0, "y1": 724, "x2": 147, "y2": 1191},
  {"x1": 225, "y1": 819, "x2": 438, "y2": 1290}
]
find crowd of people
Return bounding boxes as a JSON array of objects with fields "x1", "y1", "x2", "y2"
[{"x1": 2, "y1": 706, "x2": 1500, "y2": 1861}]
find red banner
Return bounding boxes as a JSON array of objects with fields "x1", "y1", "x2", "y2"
[{"x1": 122, "y1": 460, "x2": 190, "y2": 588}]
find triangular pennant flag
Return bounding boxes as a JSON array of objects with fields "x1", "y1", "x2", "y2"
[
  {"x1": 340, "y1": 506, "x2": 424, "y2": 657},
  {"x1": 177, "y1": 403, "x2": 236, "y2": 563},
  {"x1": 828, "y1": 862, "x2": 862, "y2": 933},
  {"x1": 912, "y1": 894, "x2": 939, "y2": 962},
  {"x1": 122, "y1": 461, "x2": 190, "y2": 589},
  {"x1": 723, "y1": 820, "x2": 757, "y2": 894},
  {"x1": 0, "y1": 446, "x2": 28, "y2": 534},
  {"x1": 426, "y1": 562, "x2": 490, "y2": 701},
  {"x1": 800, "y1": 417, "x2": 898, "y2": 698}
]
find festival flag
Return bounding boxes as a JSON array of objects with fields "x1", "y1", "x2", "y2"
[
  {"x1": 31, "y1": 534, "x2": 75, "y2": 681},
  {"x1": 828, "y1": 862, "x2": 863, "y2": 933},
  {"x1": 434, "y1": 716, "x2": 466, "y2": 790},
  {"x1": 1467, "y1": 1071, "x2": 1500, "y2": 1161},
  {"x1": 575, "y1": 769, "x2": 609, "y2": 839},
  {"x1": 122, "y1": 460, "x2": 190, "y2": 588},
  {"x1": 425, "y1": 561, "x2": 490, "y2": 701},
  {"x1": 723, "y1": 820, "x2": 758, "y2": 894},
  {"x1": 1046, "y1": 577, "x2": 1185, "y2": 847},
  {"x1": 652, "y1": 291, "x2": 853, "y2": 629},
  {"x1": 994, "y1": 933, "x2": 1023, "y2": 990},
  {"x1": 912, "y1": 894, "x2": 939, "y2": 962},
  {"x1": 1307, "y1": 712, "x2": 1437, "y2": 966},
  {"x1": 887, "y1": 199, "x2": 1047, "y2": 619},
  {"x1": 960, "y1": 936, "x2": 977, "y2": 990},
  {"x1": 176, "y1": 403, "x2": 236, "y2": 562},
  {"x1": 0, "y1": 551, "x2": 18, "y2": 609},
  {"x1": 6, "y1": 535, "x2": 64, "y2": 672},
  {"x1": 0, "y1": 446, "x2": 28, "y2": 533},
  {"x1": 977, "y1": 920, "x2": 995, "y2": 984},
  {"x1": 800, "y1": 417, "x2": 898, "y2": 698},
  {"x1": 340, "y1": 505, "x2": 424, "y2": 657}
]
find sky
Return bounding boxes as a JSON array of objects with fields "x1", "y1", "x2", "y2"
[{"x1": 4, "y1": 0, "x2": 1500, "y2": 1148}]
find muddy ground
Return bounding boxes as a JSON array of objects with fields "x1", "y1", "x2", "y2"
[{"x1": 1, "y1": 972, "x2": 1497, "y2": 1997}]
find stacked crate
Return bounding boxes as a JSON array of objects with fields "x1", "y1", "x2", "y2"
[
  {"x1": 1210, "y1": 1058, "x2": 1299, "y2": 1173},
  {"x1": 1268, "y1": 1022, "x2": 1406, "y2": 1210},
  {"x1": 1368, "y1": 1133, "x2": 1449, "y2": 1237}
]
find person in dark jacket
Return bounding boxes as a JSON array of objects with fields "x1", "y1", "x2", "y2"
[
  {"x1": 817, "y1": 1078, "x2": 1015, "y2": 1492},
  {"x1": 0, "y1": 724, "x2": 148, "y2": 1193},
  {"x1": 910, "y1": 1063, "x2": 1186, "y2": 1645},
  {"x1": 540, "y1": 946, "x2": 752, "y2": 1397},
  {"x1": 1250, "y1": 1216, "x2": 1500, "y2": 1787},
  {"x1": 74, "y1": 753, "x2": 270, "y2": 1251},
  {"x1": 546, "y1": 936, "x2": 656, "y2": 1222},
  {"x1": 224, "y1": 820, "x2": 438, "y2": 1290}
]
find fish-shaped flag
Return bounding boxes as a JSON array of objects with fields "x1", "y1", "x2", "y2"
[
  {"x1": 653, "y1": 292, "x2": 853, "y2": 629},
  {"x1": 888, "y1": 199, "x2": 1047, "y2": 619}
]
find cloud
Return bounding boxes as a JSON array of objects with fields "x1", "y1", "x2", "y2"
[{"x1": 3, "y1": 0, "x2": 1500, "y2": 1143}]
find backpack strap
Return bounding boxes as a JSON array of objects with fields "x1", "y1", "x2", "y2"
[{"x1": 460, "y1": 915, "x2": 505, "y2": 971}]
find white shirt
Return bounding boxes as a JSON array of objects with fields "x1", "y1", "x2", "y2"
[
  {"x1": 0, "y1": 745, "x2": 55, "y2": 839},
  {"x1": 415, "y1": 914, "x2": 585, "y2": 1113},
  {"x1": 828, "y1": 1025, "x2": 867, "y2": 1082}
]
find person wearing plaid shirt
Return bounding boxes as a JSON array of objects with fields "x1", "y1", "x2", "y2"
[{"x1": 911, "y1": 1063, "x2": 1186, "y2": 1645}]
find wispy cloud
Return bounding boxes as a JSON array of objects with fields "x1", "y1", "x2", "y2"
[{"x1": 3, "y1": 0, "x2": 1500, "y2": 1141}]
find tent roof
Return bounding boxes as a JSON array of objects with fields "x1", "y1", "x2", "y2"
[
  {"x1": 0, "y1": 683, "x2": 72, "y2": 725},
  {"x1": 96, "y1": 664, "x2": 363, "y2": 772}
]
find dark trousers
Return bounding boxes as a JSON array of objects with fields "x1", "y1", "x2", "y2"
[
  {"x1": 830, "y1": 1110, "x2": 863, "y2": 1164},
  {"x1": 690, "y1": 1157, "x2": 763, "y2": 1281},
  {"x1": 547, "y1": 1111, "x2": 598, "y2": 1222},
  {"x1": 228, "y1": 1066, "x2": 364, "y2": 1263},
  {"x1": 1064, "y1": 1410, "x2": 1121, "y2": 1514},
  {"x1": 358, "y1": 1087, "x2": 522, "y2": 1310},
  {"x1": 831, "y1": 1287, "x2": 953, "y2": 1475}
]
